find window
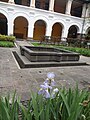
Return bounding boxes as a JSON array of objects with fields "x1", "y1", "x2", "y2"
[{"x1": 15, "y1": 0, "x2": 22, "y2": 5}]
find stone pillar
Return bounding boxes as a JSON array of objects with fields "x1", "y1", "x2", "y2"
[
  {"x1": 27, "y1": 23, "x2": 34, "y2": 40},
  {"x1": 61, "y1": 27, "x2": 68, "y2": 41},
  {"x1": 82, "y1": 3, "x2": 87, "y2": 17},
  {"x1": 30, "y1": 0, "x2": 35, "y2": 8},
  {"x1": 8, "y1": 0, "x2": 14, "y2": 3},
  {"x1": 45, "y1": 25, "x2": 52, "y2": 37},
  {"x1": 8, "y1": 18, "x2": 14, "y2": 36},
  {"x1": 49, "y1": 0, "x2": 55, "y2": 11},
  {"x1": 65, "y1": 0, "x2": 73, "y2": 15},
  {"x1": 86, "y1": 3, "x2": 90, "y2": 17}
]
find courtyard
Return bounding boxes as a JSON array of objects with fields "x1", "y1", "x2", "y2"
[
  {"x1": 0, "y1": 40, "x2": 90, "y2": 101},
  {"x1": 0, "y1": 0, "x2": 90, "y2": 119}
]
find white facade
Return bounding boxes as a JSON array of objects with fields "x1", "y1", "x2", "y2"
[{"x1": 0, "y1": 0, "x2": 90, "y2": 41}]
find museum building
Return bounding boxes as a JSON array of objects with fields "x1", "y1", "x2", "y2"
[{"x1": 0, "y1": 0, "x2": 90, "y2": 41}]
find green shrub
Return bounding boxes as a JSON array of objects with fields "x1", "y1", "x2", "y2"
[
  {"x1": 0, "y1": 34, "x2": 16, "y2": 42},
  {"x1": 0, "y1": 41, "x2": 14, "y2": 47},
  {"x1": 32, "y1": 42, "x2": 90, "y2": 57},
  {"x1": 0, "y1": 34, "x2": 6, "y2": 41},
  {"x1": 0, "y1": 34, "x2": 15, "y2": 47},
  {"x1": 6, "y1": 36, "x2": 16, "y2": 42},
  {"x1": 60, "y1": 47, "x2": 90, "y2": 57}
]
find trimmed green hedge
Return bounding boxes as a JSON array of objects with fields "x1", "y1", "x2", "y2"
[
  {"x1": 0, "y1": 34, "x2": 16, "y2": 47},
  {"x1": 58, "y1": 46, "x2": 90, "y2": 57},
  {"x1": 0, "y1": 41, "x2": 14, "y2": 47},
  {"x1": 32, "y1": 42, "x2": 90, "y2": 57},
  {"x1": 0, "y1": 34, "x2": 16, "y2": 42}
]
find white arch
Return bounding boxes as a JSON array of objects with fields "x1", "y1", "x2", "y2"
[
  {"x1": 0, "y1": 9, "x2": 9, "y2": 21},
  {"x1": 13, "y1": 12, "x2": 30, "y2": 24},
  {"x1": 0, "y1": 9, "x2": 9, "y2": 35},
  {"x1": 86, "y1": 27, "x2": 90, "y2": 34},
  {"x1": 33, "y1": 15, "x2": 49, "y2": 27},
  {"x1": 68, "y1": 22, "x2": 81, "y2": 33},
  {"x1": 84, "y1": 24, "x2": 90, "y2": 34},
  {"x1": 51, "y1": 19, "x2": 65, "y2": 29},
  {"x1": 50, "y1": 19, "x2": 66, "y2": 40}
]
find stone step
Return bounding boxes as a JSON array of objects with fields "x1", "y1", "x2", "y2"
[{"x1": 12, "y1": 51, "x2": 88, "y2": 68}]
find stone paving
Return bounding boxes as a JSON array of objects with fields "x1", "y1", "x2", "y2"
[{"x1": 0, "y1": 41, "x2": 90, "y2": 100}]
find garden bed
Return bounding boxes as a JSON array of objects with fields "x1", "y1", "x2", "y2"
[
  {"x1": 32, "y1": 42, "x2": 90, "y2": 57},
  {"x1": 0, "y1": 41, "x2": 14, "y2": 47},
  {"x1": 0, "y1": 34, "x2": 15, "y2": 47}
]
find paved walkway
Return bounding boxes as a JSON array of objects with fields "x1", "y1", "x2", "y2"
[
  {"x1": 0, "y1": 40, "x2": 90, "y2": 100},
  {"x1": 15, "y1": 40, "x2": 33, "y2": 47}
]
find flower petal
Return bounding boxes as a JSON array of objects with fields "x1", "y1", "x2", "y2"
[
  {"x1": 47, "y1": 72, "x2": 55, "y2": 79},
  {"x1": 45, "y1": 90, "x2": 50, "y2": 98}
]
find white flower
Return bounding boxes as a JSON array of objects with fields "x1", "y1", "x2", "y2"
[
  {"x1": 38, "y1": 88, "x2": 45, "y2": 95},
  {"x1": 44, "y1": 78, "x2": 49, "y2": 84},
  {"x1": 81, "y1": 114, "x2": 86, "y2": 120},
  {"x1": 40, "y1": 82, "x2": 52, "y2": 89},
  {"x1": 53, "y1": 88, "x2": 59, "y2": 93},
  {"x1": 44, "y1": 89, "x2": 50, "y2": 98},
  {"x1": 38, "y1": 72, "x2": 58, "y2": 99},
  {"x1": 47, "y1": 72, "x2": 55, "y2": 79},
  {"x1": 45, "y1": 78, "x2": 56, "y2": 87},
  {"x1": 9, "y1": 98, "x2": 12, "y2": 104},
  {"x1": 51, "y1": 79, "x2": 56, "y2": 86},
  {"x1": 38, "y1": 88, "x2": 51, "y2": 99},
  {"x1": 51, "y1": 88, "x2": 59, "y2": 98}
]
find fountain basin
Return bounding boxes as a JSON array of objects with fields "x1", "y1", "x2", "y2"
[{"x1": 20, "y1": 46, "x2": 80, "y2": 62}]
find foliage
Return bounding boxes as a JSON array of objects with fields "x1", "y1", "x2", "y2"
[
  {"x1": 58, "y1": 46, "x2": 90, "y2": 57},
  {"x1": 0, "y1": 34, "x2": 16, "y2": 42},
  {"x1": 0, "y1": 34, "x2": 15, "y2": 47},
  {"x1": 32, "y1": 42, "x2": 90, "y2": 57},
  {"x1": 0, "y1": 86, "x2": 90, "y2": 120},
  {"x1": 0, "y1": 73, "x2": 90, "y2": 120},
  {"x1": 38, "y1": 72, "x2": 58, "y2": 99},
  {"x1": 0, "y1": 41, "x2": 14, "y2": 47},
  {"x1": 68, "y1": 39, "x2": 89, "y2": 48},
  {"x1": 0, "y1": 92, "x2": 20, "y2": 120}
]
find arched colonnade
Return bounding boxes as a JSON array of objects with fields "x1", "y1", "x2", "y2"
[{"x1": 0, "y1": 11, "x2": 87, "y2": 41}]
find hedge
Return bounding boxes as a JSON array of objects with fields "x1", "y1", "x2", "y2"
[{"x1": 0, "y1": 34, "x2": 16, "y2": 42}]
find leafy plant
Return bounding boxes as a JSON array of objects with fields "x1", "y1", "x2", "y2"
[
  {"x1": 0, "y1": 41, "x2": 14, "y2": 47},
  {"x1": 19, "y1": 73, "x2": 90, "y2": 120},
  {"x1": 31, "y1": 42, "x2": 90, "y2": 57},
  {"x1": 0, "y1": 92, "x2": 20, "y2": 120},
  {"x1": 0, "y1": 34, "x2": 16, "y2": 42},
  {"x1": 59, "y1": 46, "x2": 90, "y2": 57},
  {"x1": 0, "y1": 73, "x2": 90, "y2": 119}
]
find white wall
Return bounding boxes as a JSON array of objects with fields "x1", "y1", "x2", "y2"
[{"x1": 0, "y1": 1, "x2": 86, "y2": 41}]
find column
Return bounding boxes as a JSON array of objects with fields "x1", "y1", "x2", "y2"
[
  {"x1": 27, "y1": 23, "x2": 34, "y2": 40},
  {"x1": 65, "y1": 0, "x2": 73, "y2": 15},
  {"x1": 45, "y1": 25, "x2": 52, "y2": 37},
  {"x1": 8, "y1": 18, "x2": 14, "y2": 36},
  {"x1": 86, "y1": 3, "x2": 90, "y2": 17},
  {"x1": 8, "y1": 0, "x2": 14, "y2": 3},
  {"x1": 61, "y1": 27, "x2": 68, "y2": 41},
  {"x1": 49, "y1": 0, "x2": 55, "y2": 11},
  {"x1": 82, "y1": 4, "x2": 87, "y2": 17},
  {"x1": 30, "y1": 0, "x2": 35, "y2": 8}
]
